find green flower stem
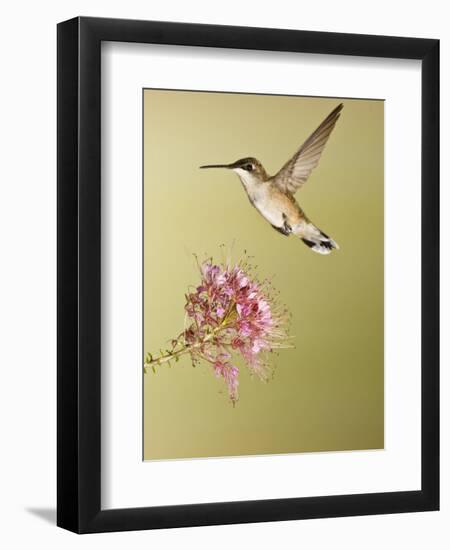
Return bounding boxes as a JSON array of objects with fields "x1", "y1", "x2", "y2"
[
  {"x1": 144, "y1": 323, "x2": 228, "y2": 371},
  {"x1": 145, "y1": 345, "x2": 191, "y2": 368}
]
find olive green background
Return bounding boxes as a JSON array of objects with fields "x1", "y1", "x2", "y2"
[{"x1": 143, "y1": 90, "x2": 384, "y2": 460}]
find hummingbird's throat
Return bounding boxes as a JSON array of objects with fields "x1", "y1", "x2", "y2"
[{"x1": 235, "y1": 168, "x2": 262, "y2": 190}]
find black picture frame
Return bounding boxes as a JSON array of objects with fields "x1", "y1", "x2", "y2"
[{"x1": 57, "y1": 16, "x2": 439, "y2": 533}]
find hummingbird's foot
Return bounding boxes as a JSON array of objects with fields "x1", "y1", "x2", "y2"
[
  {"x1": 271, "y1": 214, "x2": 292, "y2": 236},
  {"x1": 271, "y1": 224, "x2": 291, "y2": 236}
]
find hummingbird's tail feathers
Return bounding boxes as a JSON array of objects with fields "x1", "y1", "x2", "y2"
[
  {"x1": 301, "y1": 237, "x2": 339, "y2": 255},
  {"x1": 296, "y1": 223, "x2": 339, "y2": 255}
]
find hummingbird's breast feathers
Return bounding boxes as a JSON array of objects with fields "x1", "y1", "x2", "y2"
[{"x1": 242, "y1": 178, "x2": 305, "y2": 230}]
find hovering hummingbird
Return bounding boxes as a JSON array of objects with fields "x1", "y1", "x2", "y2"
[{"x1": 200, "y1": 103, "x2": 343, "y2": 254}]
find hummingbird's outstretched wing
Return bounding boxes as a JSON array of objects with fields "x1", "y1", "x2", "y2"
[{"x1": 271, "y1": 103, "x2": 343, "y2": 194}]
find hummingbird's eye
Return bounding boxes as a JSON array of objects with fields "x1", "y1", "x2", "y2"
[{"x1": 244, "y1": 164, "x2": 254, "y2": 171}]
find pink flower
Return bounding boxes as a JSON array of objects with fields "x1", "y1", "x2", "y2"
[
  {"x1": 213, "y1": 361, "x2": 239, "y2": 403},
  {"x1": 144, "y1": 252, "x2": 292, "y2": 404},
  {"x1": 181, "y1": 254, "x2": 291, "y2": 403}
]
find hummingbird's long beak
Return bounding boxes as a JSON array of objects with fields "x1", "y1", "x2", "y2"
[{"x1": 199, "y1": 163, "x2": 233, "y2": 169}]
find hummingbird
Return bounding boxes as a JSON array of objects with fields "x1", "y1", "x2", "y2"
[{"x1": 200, "y1": 103, "x2": 343, "y2": 254}]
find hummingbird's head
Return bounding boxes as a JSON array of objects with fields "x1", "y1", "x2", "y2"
[{"x1": 200, "y1": 157, "x2": 268, "y2": 183}]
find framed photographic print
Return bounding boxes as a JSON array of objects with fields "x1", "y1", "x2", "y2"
[{"x1": 57, "y1": 17, "x2": 439, "y2": 533}]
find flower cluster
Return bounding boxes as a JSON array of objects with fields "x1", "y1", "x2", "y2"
[{"x1": 144, "y1": 254, "x2": 291, "y2": 403}]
